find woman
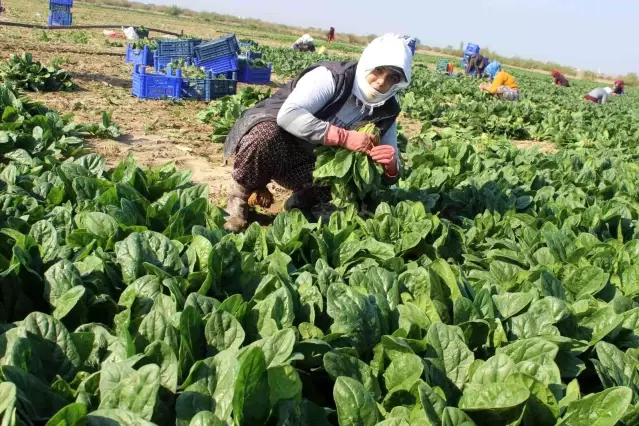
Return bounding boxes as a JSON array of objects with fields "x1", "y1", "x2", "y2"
[
  {"x1": 466, "y1": 54, "x2": 488, "y2": 78},
  {"x1": 551, "y1": 71, "x2": 570, "y2": 87},
  {"x1": 292, "y1": 34, "x2": 316, "y2": 52},
  {"x1": 223, "y1": 34, "x2": 411, "y2": 232},
  {"x1": 613, "y1": 80, "x2": 624, "y2": 95},
  {"x1": 585, "y1": 87, "x2": 613, "y2": 104},
  {"x1": 327, "y1": 27, "x2": 336, "y2": 44},
  {"x1": 480, "y1": 61, "x2": 520, "y2": 101}
]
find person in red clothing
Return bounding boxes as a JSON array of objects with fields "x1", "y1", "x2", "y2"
[
  {"x1": 551, "y1": 71, "x2": 570, "y2": 87},
  {"x1": 327, "y1": 27, "x2": 336, "y2": 44},
  {"x1": 613, "y1": 80, "x2": 625, "y2": 95}
]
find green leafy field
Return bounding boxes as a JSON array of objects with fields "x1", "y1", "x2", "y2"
[{"x1": 2, "y1": 46, "x2": 639, "y2": 426}]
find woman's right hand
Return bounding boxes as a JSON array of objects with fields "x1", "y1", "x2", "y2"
[{"x1": 324, "y1": 124, "x2": 375, "y2": 153}]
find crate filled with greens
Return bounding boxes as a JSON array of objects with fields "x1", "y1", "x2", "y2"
[
  {"x1": 149, "y1": 60, "x2": 237, "y2": 101},
  {"x1": 152, "y1": 38, "x2": 201, "y2": 72},
  {"x1": 239, "y1": 39, "x2": 263, "y2": 60},
  {"x1": 238, "y1": 58, "x2": 272, "y2": 84},
  {"x1": 125, "y1": 40, "x2": 157, "y2": 66},
  {"x1": 131, "y1": 65, "x2": 182, "y2": 100},
  {"x1": 177, "y1": 63, "x2": 237, "y2": 101}
]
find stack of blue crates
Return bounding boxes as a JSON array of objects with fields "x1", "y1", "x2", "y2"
[
  {"x1": 48, "y1": 0, "x2": 73, "y2": 26},
  {"x1": 462, "y1": 43, "x2": 480, "y2": 70},
  {"x1": 130, "y1": 33, "x2": 274, "y2": 101},
  {"x1": 236, "y1": 38, "x2": 272, "y2": 84},
  {"x1": 153, "y1": 39, "x2": 201, "y2": 72}
]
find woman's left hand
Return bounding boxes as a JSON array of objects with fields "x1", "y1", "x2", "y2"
[{"x1": 369, "y1": 145, "x2": 398, "y2": 177}]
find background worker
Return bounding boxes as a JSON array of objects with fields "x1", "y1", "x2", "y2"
[
  {"x1": 466, "y1": 53, "x2": 488, "y2": 78},
  {"x1": 292, "y1": 34, "x2": 316, "y2": 52},
  {"x1": 585, "y1": 87, "x2": 613, "y2": 104},
  {"x1": 327, "y1": 27, "x2": 336, "y2": 44},
  {"x1": 551, "y1": 71, "x2": 570, "y2": 87},
  {"x1": 480, "y1": 62, "x2": 520, "y2": 101}
]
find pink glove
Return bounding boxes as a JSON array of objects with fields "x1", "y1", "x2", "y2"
[
  {"x1": 324, "y1": 124, "x2": 375, "y2": 153},
  {"x1": 369, "y1": 145, "x2": 398, "y2": 177}
]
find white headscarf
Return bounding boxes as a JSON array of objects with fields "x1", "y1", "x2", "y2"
[
  {"x1": 352, "y1": 33, "x2": 413, "y2": 114},
  {"x1": 293, "y1": 34, "x2": 314, "y2": 45}
]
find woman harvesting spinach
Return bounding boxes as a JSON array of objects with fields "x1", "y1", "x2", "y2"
[
  {"x1": 480, "y1": 61, "x2": 520, "y2": 101},
  {"x1": 222, "y1": 34, "x2": 412, "y2": 232},
  {"x1": 551, "y1": 71, "x2": 570, "y2": 87}
]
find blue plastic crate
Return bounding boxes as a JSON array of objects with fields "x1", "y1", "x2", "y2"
[
  {"x1": 154, "y1": 55, "x2": 193, "y2": 72},
  {"x1": 193, "y1": 54, "x2": 238, "y2": 74},
  {"x1": 132, "y1": 65, "x2": 182, "y2": 100},
  {"x1": 194, "y1": 35, "x2": 240, "y2": 63},
  {"x1": 50, "y1": 0, "x2": 73, "y2": 6},
  {"x1": 208, "y1": 78, "x2": 237, "y2": 100},
  {"x1": 216, "y1": 71, "x2": 238, "y2": 80},
  {"x1": 464, "y1": 43, "x2": 480, "y2": 56},
  {"x1": 156, "y1": 39, "x2": 201, "y2": 57},
  {"x1": 239, "y1": 62, "x2": 272, "y2": 85},
  {"x1": 49, "y1": 2, "x2": 71, "y2": 12},
  {"x1": 182, "y1": 72, "x2": 237, "y2": 102},
  {"x1": 407, "y1": 38, "x2": 416, "y2": 54},
  {"x1": 48, "y1": 10, "x2": 72, "y2": 26},
  {"x1": 125, "y1": 44, "x2": 155, "y2": 66}
]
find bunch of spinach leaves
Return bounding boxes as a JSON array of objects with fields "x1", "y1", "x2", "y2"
[{"x1": 0, "y1": 52, "x2": 74, "y2": 92}]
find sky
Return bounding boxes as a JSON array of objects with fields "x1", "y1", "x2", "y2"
[{"x1": 146, "y1": 0, "x2": 638, "y2": 75}]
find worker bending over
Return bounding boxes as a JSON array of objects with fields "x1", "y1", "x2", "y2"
[{"x1": 480, "y1": 62, "x2": 520, "y2": 101}]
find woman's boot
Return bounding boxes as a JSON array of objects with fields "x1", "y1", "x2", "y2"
[{"x1": 224, "y1": 182, "x2": 251, "y2": 232}]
